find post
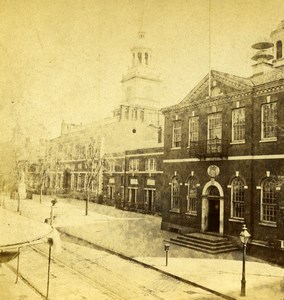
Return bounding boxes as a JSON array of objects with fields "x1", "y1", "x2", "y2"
[
  {"x1": 17, "y1": 193, "x2": 20, "y2": 213},
  {"x1": 239, "y1": 224, "x2": 250, "y2": 297},
  {"x1": 164, "y1": 243, "x2": 170, "y2": 266},
  {"x1": 85, "y1": 192, "x2": 89, "y2": 216},
  {"x1": 46, "y1": 238, "x2": 53, "y2": 300},
  {"x1": 241, "y1": 243, "x2": 246, "y2": 296},
  {"x1": 15, "y1": 247, "x2": 20, "y2": 284}
]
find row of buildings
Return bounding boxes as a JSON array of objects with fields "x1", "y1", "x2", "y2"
[{"x1": 8, "y1": 20, "x2": 284, "y2": 264}]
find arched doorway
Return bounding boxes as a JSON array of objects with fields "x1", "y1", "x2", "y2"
[{"x1": 201, "y1": 181, "x2": 224, "y2": 234}]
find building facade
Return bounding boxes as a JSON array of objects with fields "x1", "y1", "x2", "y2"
[
  {"x1": 161, "y1": 21, "x2": 284, "y2": 264},
  {"x1": 103, "y1": 147, "x2": 164, "y2": 214},
  {"x1": 43, "y1": 29, "x2": 164, "y2": 209}
]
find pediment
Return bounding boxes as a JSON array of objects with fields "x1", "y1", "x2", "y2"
[{"x1": 179, "y1": 70, "x2": 253, "y2": 107}]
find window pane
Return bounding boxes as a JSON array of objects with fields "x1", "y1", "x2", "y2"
[
  {"x1": 262, "y1": 102, "x2": 277, "y2": 139},
  {"x1": 231, "y1": 178, "x2": 245, "y2": 219},
  {"x1": 189, "y1": 116, "x2": 199, "y2": 146},
  {"x1": 172, "y1": 121, "x2": 181, "y2": 148},
  {"x1": 232, "y1": 108, "x2": 245, "y2": 141},
  {"x1": 261, "y1": 179, "x2": 276, "y2": 222},
  {"x1": 171, "y1": 177, "x2": 180, "y2": 209},
  {"x1": 187, "y1": 177, "x2": 197, "y2": 214}
]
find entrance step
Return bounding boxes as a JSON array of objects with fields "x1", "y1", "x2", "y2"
[{"x1": 166, "y1": 232, "x2": 239, "y2": 254}]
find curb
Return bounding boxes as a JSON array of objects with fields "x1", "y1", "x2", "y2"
[{"x1": 58, "y1": 229, "x2": 236, "y2": 300}]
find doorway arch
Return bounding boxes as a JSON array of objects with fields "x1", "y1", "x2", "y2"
[{"x1": 201, "y1": 180, "x2": 224, "y2": 234}]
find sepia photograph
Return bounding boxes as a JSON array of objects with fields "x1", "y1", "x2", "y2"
[{"x1": 0, "y1": 0, "x2": 284, "y2": 299}]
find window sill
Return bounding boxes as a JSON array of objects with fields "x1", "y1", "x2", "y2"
[
  {"x1": 230, "y1": 140, "x2": 245, "y2": 145},
  {"x1": 259, "y1": 222, "x2": 277, "y2": 228},
  {"x1": 259, "y1": 138, "x2": 277, "y2": 143},
  {"x1": 229, "y1": 218, "x2": 244, "y2": 223},
  {"x1": 169, "y1": 208, "x2": 180, "y2": 213},
  {"x1": 185, "y1": 212, "x2": 197, "y2": 216},
  {"x1": 171, "y1": 147, "x2": 181, "y2": 150}
]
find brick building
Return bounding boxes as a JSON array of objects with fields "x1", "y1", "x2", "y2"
[
  {"x1": 161, "y1": 21, "x2": 284, "y2": 264},
  {"x1": 103, "y1": 147, "x2": 164, "y2": 214}
]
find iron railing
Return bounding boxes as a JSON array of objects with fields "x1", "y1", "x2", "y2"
[{"x1": 188, "y1": 138, "x2": 229, "y2": 158}]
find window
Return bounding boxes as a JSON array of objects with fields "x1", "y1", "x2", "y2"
[
  {"x1": 145, "y1": 52, "x2": 148, "y2": 65},
  {"x1": 128, "y1": 188, "x2": 138, "y2": 203},
  {"x1": 121, "y1": 186, "x2": 124, "y2": 200},
  {"x1": 232, "y1": 108, "x2": 245, "y2": 142},
  {"x1": 107, "y1": 185, "x2": 115, "y2": 199},
  {"x1": 172, "y1": 120, "x2": 181, "y2": 148},
  {"x1": 208, "y1": 113, "x2": 222, "y2": 140},
  {"x1": 145, "y1": 189, "x2": 156, "y2": 211},
  {"x1": 261, "y1": 102, "x2": 277, "y2": 140},
  {"x1": 188, "y1": 116, "x2": 199, "y2": 146},
  {"x1": 140, "y1": 110, "x2": 144, "y2": 121},
  {"x1": 276, "y1": 40, "x2": 282, "y2": 59},
  {"x1": 145, "y1": 158, "x2": 157, "y2": 172},
  {"x1": 261, "y1": 178, "x2": 277, "y2": 224},
  {"x1": 231, "y1": 177, "x2": 245, "y2": 219},
  {"x1": 187, "y1": 177, "x2": 198, "y2": 214},
  {"x1": 208, "y1": 113, "x2": 222, "y2": 153},
  {"x1": 138, "y1": 52, "x2": 142, "y2": 63},
  {"x1": 171, "y1": 176, "x2": 180, "y2": 210},
  {"x1": 129, "y1": 158, "x2": 139, "y2": 172},
  {"x1": 107, "y1": 160, "x2": 115, "y2": 172}
]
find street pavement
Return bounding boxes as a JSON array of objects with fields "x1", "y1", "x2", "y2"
[{"x1": 1, "y1": 194, "x2": 284, "y2": 300}]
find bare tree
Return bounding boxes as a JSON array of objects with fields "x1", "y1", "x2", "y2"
[{"x1": 82, "y1": 138, "x2": 105, "y2": 216}]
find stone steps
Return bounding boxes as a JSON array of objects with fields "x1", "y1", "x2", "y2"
[{"x1": 166, "y1": 232, "x2": 239, "y2": 254}]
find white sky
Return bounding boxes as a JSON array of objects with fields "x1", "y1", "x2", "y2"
[{"x1": 0, "y1": 0, "x2": 284, "y2": 140}]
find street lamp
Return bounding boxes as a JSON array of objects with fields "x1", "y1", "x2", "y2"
[
  {"x1": 50, "y1": 198, "x2": 57, "y2": 226},
  {"x1": 239, "y1": 224, "x2": 251, "y2": 297},
  {"x1": 164, "y1": 243, "x2": 170, "y2": 266}
]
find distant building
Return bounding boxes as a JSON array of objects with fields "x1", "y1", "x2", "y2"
[
  {"x1": 103, "y1": 146, "x2": 164, "y2": 214},
  {"x1": 161, "y1": 21, "x2": 284, "y2": 264},
  {"x1": 44, "y1": 29, "x2": 164, "y2": 210}
]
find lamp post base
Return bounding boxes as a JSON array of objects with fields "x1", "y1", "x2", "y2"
[{"x1": 240, "y1": 279, "x2": 246, "y2": 296}]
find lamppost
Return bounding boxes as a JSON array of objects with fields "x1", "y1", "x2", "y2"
[
  {"x1": 50, "y1": 198, "x2": 57, "y2": 226},
  {"x1": 164, "y1": 243, "x2": 170, "y2": 266},
  {"x1": 239, "y1": 224, "x2": 251, "y2": 297}
]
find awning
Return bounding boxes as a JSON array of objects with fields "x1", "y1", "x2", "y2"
[{"x1": 0, "y1": 208, "x2": 53, "y2": 250}]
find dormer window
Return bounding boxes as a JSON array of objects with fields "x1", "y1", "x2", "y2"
[{"x1": 276, "y1": 40, "x2": 282, "y2": 59}]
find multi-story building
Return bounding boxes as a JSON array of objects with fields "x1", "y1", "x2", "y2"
[
  {"x1": 103, "y1": 146, "x2": 164, "y2": 214},
  {"x1": 161, "y1": 21, "x2": 284, "y2": 264},
  {"x1": 44, "y1": 29, "x2": 164, "y2": 207}
]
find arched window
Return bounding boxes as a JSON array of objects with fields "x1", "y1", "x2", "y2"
[
  {"x1": 171, "y1": 176, "x2": 180, "y2": 210},
  {"x1": 276, "y1": 40, "x2": 282, "y2": 59},
  {"x1": 231, "y1": 177, "x2": 245, "y2": 219},
  {"x1": 138, "y1": 52, "x2": 142, "y2": 64},
  {"x1": 261, "y1": 178, "x2": 277, "y2": 223},
  {"x1": 187, "y1": 177, "x2": 198, "y2": 214},
  {"x1": 145, "y1": 52, "x2": 148, "y2": 65}
]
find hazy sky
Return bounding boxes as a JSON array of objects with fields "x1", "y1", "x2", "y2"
[{"x1": 1, "y1": 0, "x2": 284, "y2": 140}]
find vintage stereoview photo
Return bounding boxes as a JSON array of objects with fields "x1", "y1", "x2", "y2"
[{"x1": 0, "y1": 0, "x2": 284, "y2": 299}]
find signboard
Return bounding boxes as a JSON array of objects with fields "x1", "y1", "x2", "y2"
[
  {"x1": 147, "y1": 179, "x2": 155, "y2": 186},
  {"x1": 130, "y1": 178, "x2": 138, "y2": 185}
]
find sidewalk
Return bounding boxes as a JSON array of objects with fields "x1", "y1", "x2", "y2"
[
  {"x1": 0, "y1": 264, "x2": 42, "y2": 300},
  {"x1": 2, "y1": 195, "x2": 284, "y2": 300}
]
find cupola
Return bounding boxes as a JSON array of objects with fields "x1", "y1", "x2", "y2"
[{"x1": 270, "y1": 20, "x2": 284, "y2": 69}]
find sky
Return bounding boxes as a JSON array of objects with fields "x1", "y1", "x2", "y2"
[{"x1": 1, "y1": 0, "x2": 284, "y2": 141}]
